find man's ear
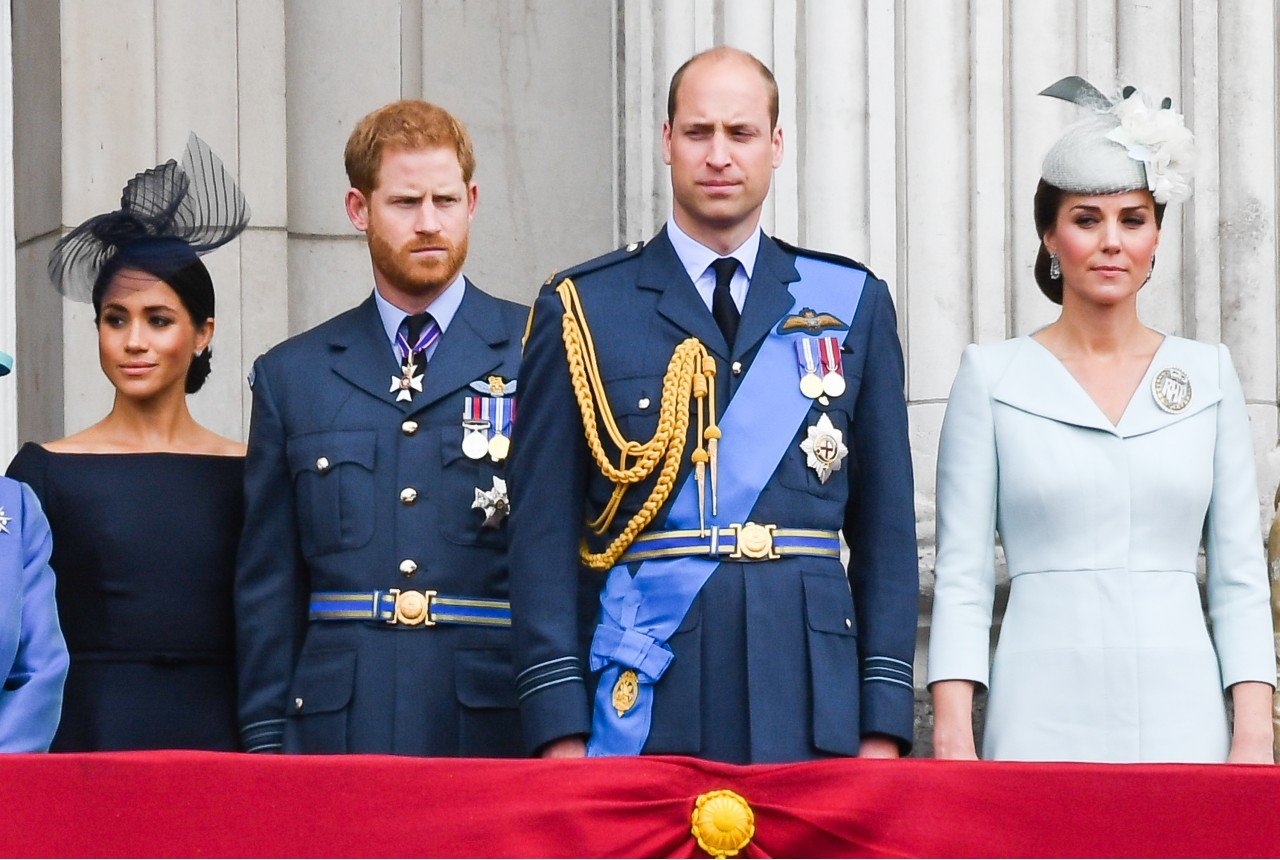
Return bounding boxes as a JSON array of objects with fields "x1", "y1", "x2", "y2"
[{"x1": 345, "y1": 188, "x2": 370, "y2": 232}]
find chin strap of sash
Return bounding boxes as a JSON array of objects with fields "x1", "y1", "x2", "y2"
[{"x1": 556, "y1": 277, "x2": 721, "y2": 572}]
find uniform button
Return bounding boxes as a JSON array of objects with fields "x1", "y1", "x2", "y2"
[
  {"x1": 399, "y1": 559, "x2": 418, "y2": 577},
  {"x1": 400, "y1": 487, "x2": 418, "y2": 505},
  {"x1": 638, "y1": 397, "x2": 651, "y2": 410},
  {"x1": 401, "y1": 420, "x2": 419, "y2": 436},
  {"x1": 844, "y1": 618, "x2": 852, "y2": 630},
  {"x1": 294, "y1": 697, "x2": 304, "y2": 711},
  {"x1": 315, "y1": 456, "x2": 330, "y2": 473},
  {"x1": 731, "y1": 361, "x2": 743, "y2": 376}
]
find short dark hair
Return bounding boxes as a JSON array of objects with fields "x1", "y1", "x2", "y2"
[
  {"x1": 92, "y1": 239, "x2": 216, "y2": 394},
  {"x1": 1032, "y1": 179, "x2": 1167, "y2": 304},
  {"x1": 667, "y1": 46, "x2": 779, "y2": 128}
]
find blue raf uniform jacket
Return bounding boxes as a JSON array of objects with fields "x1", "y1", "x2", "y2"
[
  {"x1": 0, "y1": 477, "x2": 68, "y2": 751},
  {"x1": 508, "y1": 229, "x2": 918, "y2": 762},
  {"x1": 236, "y1": 283, "x2": 528, "y2": 755}
]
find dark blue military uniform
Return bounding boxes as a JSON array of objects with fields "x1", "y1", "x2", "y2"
[
  {"x1": 236, "y1": 284, "x2": 528, "y2": 755},
  {"x1": 508, "y1": 228, "x2": 918, "y2": 763}
]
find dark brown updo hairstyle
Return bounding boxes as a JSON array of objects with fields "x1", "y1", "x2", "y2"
[
  {"x1": 91, "y1": 238, "x2": 215, "y2": 394},
  {"x1": 1033, "y1": 179, "x2": 1167, "y2": 304}
]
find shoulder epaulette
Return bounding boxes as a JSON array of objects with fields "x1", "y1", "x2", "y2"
[
  {"x1": 771, "y1": 236, "x2": 878, "y2": 281},
  {"x1": 543, "y1": 240, "x2": 646, "y2": 286}
]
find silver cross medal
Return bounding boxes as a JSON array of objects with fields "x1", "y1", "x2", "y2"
[
  {"x1": 800, "y1": 413, "x2": 848, "y2": 484},
  {"x1": 472, "y1": 477, "x2": 510, "y2": 528},
  {"x1": 391, "y1": 353, "x2": 424, "y2": 402}
]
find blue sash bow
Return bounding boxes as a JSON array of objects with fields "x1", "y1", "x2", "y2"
[{"x1": 586, "y1": 257, "x2": 866, "y2": 756}]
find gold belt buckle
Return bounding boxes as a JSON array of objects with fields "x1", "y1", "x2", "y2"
[
  {"x1": 389, "y1": 589, "x2": 437, "y2": 626},
  {"x1": 729, "y1": 522, "x2": 779, "y2": 561}
]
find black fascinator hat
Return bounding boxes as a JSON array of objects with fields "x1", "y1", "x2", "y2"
[
  {"x1": 48, "y1": 133, "x2": 250, "y2": 304},
  {"x1": 49, "y1": 134, "x2": 249, "y2": 394}
]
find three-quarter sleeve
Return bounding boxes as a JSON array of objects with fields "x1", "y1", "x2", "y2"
[
  {"x1": 1203, "y1": 343, "x2": 1276, "y2": 689},
  {"x1": 927, "y1": 344, "x2": 1000, "y2": 688}
]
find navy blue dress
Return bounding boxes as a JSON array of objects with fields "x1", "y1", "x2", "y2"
[{"x1": 6, "y1": 443, "x2": 242, "y2": 751}]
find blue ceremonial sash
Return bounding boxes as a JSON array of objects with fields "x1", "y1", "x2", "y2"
[{"x1": 586, "y1": 257, "x2": 866, "y2": 756}]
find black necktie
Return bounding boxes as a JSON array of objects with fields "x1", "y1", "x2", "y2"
[
  {"x1": 404, "y1": 312, "x2": 433, "y2": 347},
  {"x1": 710, "y1": 257, "x2": 740, "y2": 348}
]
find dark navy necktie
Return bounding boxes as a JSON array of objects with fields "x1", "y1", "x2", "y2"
[
  {"x1": 710, "y1": 257, "x2": 740, "y2": 349},
  {"x1": 399, "y1": 312, "x2": 439, "y2": 365}
]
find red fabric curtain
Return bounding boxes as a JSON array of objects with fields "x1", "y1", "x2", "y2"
[{"x1": 2, "y1": 752, "x2": 1277, "y2": 857}]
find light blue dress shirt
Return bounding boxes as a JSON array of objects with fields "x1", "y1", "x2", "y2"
[
  {"x1": 665, "y1": 216, "x2": 760, "y2": 313},
  {"x1": 372, "y1": 272, "x2": 466, "y2": 360}
]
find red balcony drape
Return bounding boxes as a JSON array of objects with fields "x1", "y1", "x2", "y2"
[{"x1": 2, "y1": 752, "x2": 1277, "y2": 857}]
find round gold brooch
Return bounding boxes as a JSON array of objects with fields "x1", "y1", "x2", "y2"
[{"x1": 691, "y1": 789, "x2": 755, "y2": 858}]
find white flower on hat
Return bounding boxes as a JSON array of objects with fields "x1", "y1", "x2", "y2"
[{"x1": 1106, "y1": 91, "x2": 1195, "y2": 204}]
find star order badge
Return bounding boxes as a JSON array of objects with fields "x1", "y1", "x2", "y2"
[
  {"x1": 472, "y1": 477, "x2": 510, "y2": 528},
  {"x1": 799, "y1": 413, "x2": 848, "y2": 484},
  {"x1": 0, "y1": 506, "x2": 10, "y2": 534}
]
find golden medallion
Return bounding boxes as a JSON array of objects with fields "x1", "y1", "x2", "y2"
[
  {"x1": 691, "y1": 789, "x2": 754, "y2": 858},
  {"x1": 488, "y1": 432, "x2": 511, "y2": 462},
  {"x1": 799, "y1": 372, "x2": 824, "y2": 399},
  {"x1": 612, "y1": 669, "x2": 639, "y2": 717}
]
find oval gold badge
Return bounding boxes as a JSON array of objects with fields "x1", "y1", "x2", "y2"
[
  {"x1": 1152, "y1": 367, "x2": 1192, "y2": 413},
  {"x1": 612, "y1": 669, "x2": 639, "y2": 717}
]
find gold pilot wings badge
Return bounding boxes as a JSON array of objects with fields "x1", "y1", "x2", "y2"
[{"x1": 777, "y1": 307, "x2": 849, "y2": 336}]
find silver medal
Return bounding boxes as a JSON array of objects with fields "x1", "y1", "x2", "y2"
[{"x1": 472, "y1": 477, "x2": 511, "y2": 528}]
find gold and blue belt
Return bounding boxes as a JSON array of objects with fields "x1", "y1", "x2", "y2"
[
  {"x1": 309, "y1": 589, "x2": 511, "y2": 628},
  {"x1": 618, "y1": 522, "x2": 841, "y2": 564}
]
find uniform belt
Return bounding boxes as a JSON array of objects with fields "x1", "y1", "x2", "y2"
[
  {"x1": 618, "y1": 523, "x2": 841, "y2": 563},
  {"x1": 309, "y1": 589, "x2": 511, "y2": 628}
]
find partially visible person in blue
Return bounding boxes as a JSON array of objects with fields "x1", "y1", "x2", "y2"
[
  {"x1": 235, "y1": 100, "x2": 528, "y2": 756},
  {"x1": 509, "y1": 46, "x2": 918, "y2": 763},
  {"x1": 0, "y1": 350, "x2": 68, "y2": 752},
  {"x1": 7, "y1": 135, "x2": 248, "y2": 751}
]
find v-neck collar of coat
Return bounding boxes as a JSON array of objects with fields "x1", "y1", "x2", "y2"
[{"x1": 991, "y1": 334, "x2": 1222, "y2": 438}]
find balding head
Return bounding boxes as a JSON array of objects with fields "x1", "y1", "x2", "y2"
[{"x1": 667, "y1": 46, "x2": 779, "y2": 128}]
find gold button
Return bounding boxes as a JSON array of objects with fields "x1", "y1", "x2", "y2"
[
  {"x1": 638, "y1": 396, "x2": 651, "y2": 409},
  {"x1": 400, "y1": 487, "x2": 418, "y2": 505},
  {"x1": 401, "y1": 420, "x2": 418, "y2": 436},
  {"x1": 294, "y1": 697, "x2": 303, "y2": 711},
  {"x1": 399, "y1": 559, "x2": 418, "y2": 576},
  {"x1": 844, "y1": 618, "x2": 852, "y2": 630},
  {"x1": 315, "y1": 456, "x2": 330, "y2": 473},
  {"x1": 731, "y1": 361, "x2": 743, "y2": 376}
]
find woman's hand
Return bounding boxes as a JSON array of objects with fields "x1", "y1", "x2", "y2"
[
  {"x1": 1227, "y1": 681, "x2": 1275, "y2": 764},
  {"x1": 931, "y1": 680, "x2": 979, "y2": 760}
]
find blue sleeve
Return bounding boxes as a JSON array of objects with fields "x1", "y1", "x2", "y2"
[
  {"x1": 235, "y1": 357, "x2": 306, "y2": 752},
  {"x1": 507, "y1": 289, "x2": 593, "y2": 754},
  {"x1": 0, "y1": 483, "x2": 68, "y2": 752},
  {"x1": 843, "y1": 279, "x2": 920, "y2": 751}
]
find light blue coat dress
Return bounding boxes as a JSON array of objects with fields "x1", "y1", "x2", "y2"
[
  {"x1": 0, "y1": 477, "x2": 68, "y2": 751},
  {"x1": 927, "y1": 335, "x2": 1275, "y2": 762}
]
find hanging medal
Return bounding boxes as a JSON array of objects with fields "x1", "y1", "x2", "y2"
[
  {"x1": 391, "y1": 320, "x2": 441, "y2": 403},
  {"x1": 488, "y1": 396, "x2": 513, "y2": 462},
  {"x1": 819, "y1": 336, "x2": 846, "y2": 398},
  {"x1": 391, "y1": 351, "x2": 424, "y2": 402},
  {"x1": 462, "y1": 396, "x2": 491, "y2": 460},
  {"x1": 795, "y1": 338, "x2": 825, "y2": 400}
]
